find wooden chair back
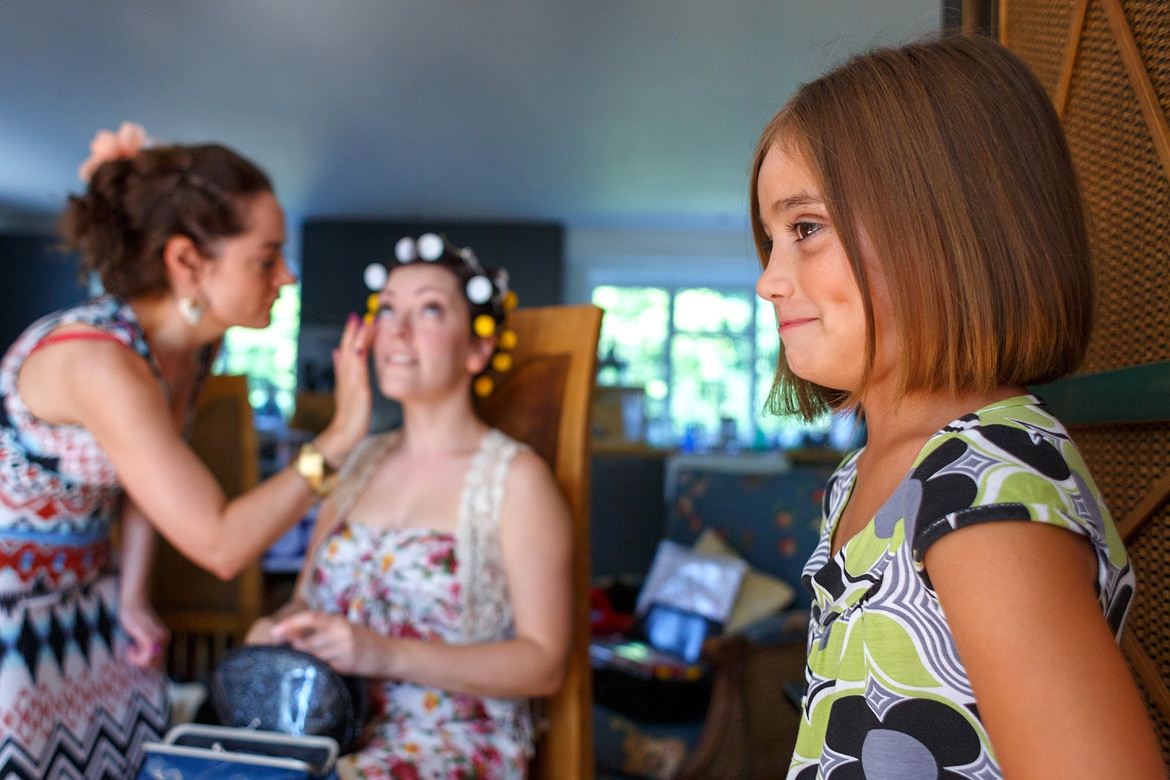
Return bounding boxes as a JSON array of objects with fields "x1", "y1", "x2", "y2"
[
  {"x1": 473, "y1": 304, "x2": 603, "y2": 780},
  {"x1": 289, "y1": 390, "x2": 335, "y2": 434},
  {"x1": 152, "y1": 373, "x2": 264, "y2": 682}
]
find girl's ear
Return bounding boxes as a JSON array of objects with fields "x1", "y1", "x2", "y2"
[
  {"x1": 466, "y1": 335, "x2": 497, "y2": 376},
  {"x1": 162, "y1": 234, "x2": 205, "y2": 291}
]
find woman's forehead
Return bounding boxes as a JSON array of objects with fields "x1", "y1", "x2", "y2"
[{"x1": 382, "y1": 263, "x2": 461, "y2": 295}]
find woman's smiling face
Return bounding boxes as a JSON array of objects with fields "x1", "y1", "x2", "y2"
[{"x1": 372, "y1": 263, "x2": 490, "y2": 402}]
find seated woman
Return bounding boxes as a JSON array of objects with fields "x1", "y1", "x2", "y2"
[{"x1": 247, "y1": 234, "x2": 572, "y2": 779}]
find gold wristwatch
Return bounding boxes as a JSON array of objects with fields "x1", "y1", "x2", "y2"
[{"x1": 294, "y1": 441, "x2": 339, "y2": 497}]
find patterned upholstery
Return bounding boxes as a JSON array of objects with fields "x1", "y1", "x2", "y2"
[
  {"x1": 595, "y1": 453, "x2": 838, "y2": 779},
  {"x1": 663, "y1": 455, "x2": 834, "y2": 608}
]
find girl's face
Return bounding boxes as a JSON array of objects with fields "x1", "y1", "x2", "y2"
[
  {"x1": 199, "y1": 192, "x2": 295, "y2": 330},
  {"x1": 372, "y1": 263, "x2": 493, "y2": 402},
  {"x1": 755, "y1": 142, "x2": 894, "y2": 395}
]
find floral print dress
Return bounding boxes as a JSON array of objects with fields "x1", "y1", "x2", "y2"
[
  {"x1": 306, "y1": 430, "x2": 531, "y2": 780},
  {"x1": 788, "y1": 395, "x2": 1135, "y2": 779}
]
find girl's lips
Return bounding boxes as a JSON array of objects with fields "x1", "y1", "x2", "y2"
[{"x1": 779, "y1": 317, "x2": 816, "y2": 332}]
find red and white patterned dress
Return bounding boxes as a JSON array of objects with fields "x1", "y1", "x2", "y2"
[{"x1": 0, "y1": 296, "x2": 171, "y2": 778}]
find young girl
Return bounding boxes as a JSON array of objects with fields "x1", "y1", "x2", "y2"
[{"x1": 751, "y1": 35, "x2": 1165, "y2": 778}]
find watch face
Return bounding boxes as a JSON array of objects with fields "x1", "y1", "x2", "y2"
[{"x1": 304, "y1": 450, "x2": 324, "y2": 477}]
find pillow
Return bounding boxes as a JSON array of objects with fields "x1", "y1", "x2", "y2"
[
  {"x1": 634, "y1": 540, "x2": 747, "y2": 623},
  {"x1": 692, "y1": 529, "x2": 796, "y2": 635}
]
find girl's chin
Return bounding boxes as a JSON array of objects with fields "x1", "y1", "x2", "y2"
[{"x1": 786, "y1": 364, "x2": 857, "y2": 392}]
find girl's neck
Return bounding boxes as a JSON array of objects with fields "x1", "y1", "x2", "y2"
[
  {"x1": 830, "y1": 385, "x2": 1025, "y2": 557},
  {"x1": 860, "y1": 385, "x2": 1025, "y2": 454}
]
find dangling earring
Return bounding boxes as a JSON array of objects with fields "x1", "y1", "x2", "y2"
[{"x1": 177, "y1": 296, "x2": 205, "y2": 326}]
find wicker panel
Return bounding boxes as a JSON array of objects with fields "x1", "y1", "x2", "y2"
[
  {"x1": 1063, "y1": 2, "x2": 1170, "y2": 373},
  {"x1": 1001, "y1": 0, "x2": 1077, "y2": 100},
  {"x1": 1004, "y1": 0, "x2": 1170, "y2": 763},
  {"x1": 1068, "y1": 422, "x2": 1170, "y2": 518},
  {"x1": 676, "y1": 641, "x2": 805, "y2": 779},
  {"x1": 1070, "y1": 421, "x2": 1170, "y2": 761},
  {"x1": 1125, "y1": 510, "x2": 1170, "y2": 688},
  {"x1": 1125, "y1": 0, "x2": 1170, "y2": 114},
  {"x1": 1132, "y1": 658, "x2": 1170, "y2": 764}
]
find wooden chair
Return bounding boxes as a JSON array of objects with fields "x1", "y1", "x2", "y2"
[
  {"x1": 473, "y1": 304, "x2": 603, "y2": 780},
  {"x1": 671, "y1": 637, "x2": 805, "y2": 779},
  {"x1": 289, "y1": 390, "x2": 335, "y2": 435},
  {"x1": 151, "y1": 374, "x2": 264, "y2": 683}
]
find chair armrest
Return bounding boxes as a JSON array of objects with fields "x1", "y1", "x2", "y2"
[{"x1": 675, "y1": 637, "x2": 806, "y2": 779}]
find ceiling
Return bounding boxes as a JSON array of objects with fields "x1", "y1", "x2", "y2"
[{"x1": 0, "y1": 1, "x2": 940, "y2": 242}]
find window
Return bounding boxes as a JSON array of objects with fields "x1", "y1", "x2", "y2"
[
  {"x1": 591, "y1": 284, "x2": 836, "y2": 450},
  {"x1": 215, "y1": 283, "x2": 301, "y2": 419},
  {"x1": 212, "y1": 280, "x2": 855, "y2": 453}
]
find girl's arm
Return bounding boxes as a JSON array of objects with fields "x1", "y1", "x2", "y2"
[
  {"x1": 273, "y1": 448, "x2": 574, "y2": 699},
  {"x1": 926, "y1": 521, "x2": 1165, "y2": 778},
  {"x1": 20, "y1": 316, "x2": 373, "y2": 580}
]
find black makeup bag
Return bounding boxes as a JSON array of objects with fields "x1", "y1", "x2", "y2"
[{"x1": 210, "y1": 644, "x2": 370, "y2": 755}]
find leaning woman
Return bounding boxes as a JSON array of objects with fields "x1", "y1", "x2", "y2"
[{"x1": 0, "y1": 123, "x2": 371, "y2": 777}]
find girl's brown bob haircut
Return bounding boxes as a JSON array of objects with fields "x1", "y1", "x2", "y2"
[{"x1": 750, "y1": 34, "x2": 1093, "y2": 420}]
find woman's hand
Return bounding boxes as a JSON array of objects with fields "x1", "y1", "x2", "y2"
[
  {"x1": 270, "y1": 610, "x2": 385, "y2": 677},
  {"x1": 245, "y1": 597, "x2": 313, "y2": 645},
  {"x1": 120, "y1": 601, "x2": 169, "y2": 670},
  {"x1": 317, "y1": 314, "x2": 374, "y2": 464},
  {"x1": 117, "y1": 501, "x2": 167, "y2": 670},
  {"x1": 244, "y1": 616, "x2": 280, "y2": 645}
]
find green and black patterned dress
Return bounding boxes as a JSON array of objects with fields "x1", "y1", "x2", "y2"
[{"x1": 788, "y1": 394, "x2": 1135, "y2": 780}]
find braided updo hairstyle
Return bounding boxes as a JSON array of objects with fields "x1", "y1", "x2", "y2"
[{"x1": 59, "y1": 144, "x2": 273, "y2": 300}]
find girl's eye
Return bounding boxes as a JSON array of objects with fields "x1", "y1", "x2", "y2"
[
  {"x1": 421, "y1": 302, "x2": 444, "y2": 317},
  {"x1": 793, "y1": 222, "x2": 822, "y2": 241},
  {"x1": 375, "y1": 304, "x2": 394, "y2": 320}
]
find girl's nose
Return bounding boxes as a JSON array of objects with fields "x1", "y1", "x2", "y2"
[{"x1": 756, "y1": 253, "x2": 794, "y2": 301}]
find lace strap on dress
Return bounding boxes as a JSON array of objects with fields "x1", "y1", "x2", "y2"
[
  {"x1": 332, "y1": 430, "x2": 402, "y2": 526},
  {"x1": 457, "y1": 428, "x2": 522, "y2": 643}
]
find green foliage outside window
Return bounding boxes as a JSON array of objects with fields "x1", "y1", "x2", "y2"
[
  {"x1": 592, "y1": 284, "x2": 830, "y2": 450},
  {"x1": 216, "y1": 283, "x2": 301, "y2": 419}
]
